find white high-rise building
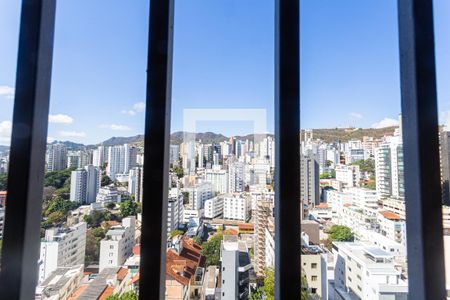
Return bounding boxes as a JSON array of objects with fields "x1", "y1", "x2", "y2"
[
  {"x1": 167, "y1": 188, "x2": 183, "y2": 235},
  {"x1": 70, "y1": 165, "x2": 101, "y2": 204},
  {"x1": 107, "y1": 145, "x2": 126, "y2": 180},
  {"x1": 228, "y1": 161, "x2": 245, "y2": 192},
  {"x1": 99, "y1": 217, "x2": 136, "y2": 272},
  {"x1": 92, "y1": 145, "x2": 106, "y2": 167},
  {"x1": 220, "y1": 235, "x2": 252, "y2": 300},
  {"x1": 38, "y1": 222, "x2": 87, "y2": 283},
  {"x1": 204, "y1": 196, "x2": 224, "y2": 219},
  {"x1": 169, "y1": 144, "x2": 180, "y2": 166},
  {"x1": 375, "y1": 137, "x2": 404, "y2": 200},
  {"x1": 124, "y1": 144, "x2": 138, "y2": 174},
  {"x1": 205, "y1": 166, "x2": 228, "y2": 194},
  {"x1": 187, "y1": 181, "x2": 213, "y2": 210},
  {"x1": 46, "y1": 143, "x2": 68, "y2": 172},
  {"x1": 223, "y1": 194, "x2": 250, "y2": 221},
  {"x1": 128, "y1": 167, "x2": 143, "y2": 202},
  {"x1": 335, "y1": 164, "x2": 361, "y2": 187},
  {"x1": 70, "y1": 169, "x2": 87, "y2": 203}
]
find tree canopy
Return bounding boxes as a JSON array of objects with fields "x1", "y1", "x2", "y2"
[
  {"x1": 106, "y1": 291, "x2": 138, "y2": 300},
  {"x1": 0, "y1": 173, "x2": 7, "y2": 190},
  {"x1": 119, "y1": 200, "x2": 139, "y2": 218},
  {"x1": 352, "y1": 158, "x2": 375, "y2": 174},
  {"x1": 327, "y1": 225, "x2": 354, "y2": 242},
  {"x1": 201, "y1": 233, "x2": 223, "y2": 266}
]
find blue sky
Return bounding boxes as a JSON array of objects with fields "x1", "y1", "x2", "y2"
[{"x1": 0, "y1": 0, "x2": 449, "y2": 145}]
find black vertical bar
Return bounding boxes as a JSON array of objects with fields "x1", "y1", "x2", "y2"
[
  {"x1": 139, "y1": 0, "x2": 174, "y2": 299},
  {"x1": 0, "y1": 0, "x2": 56, "y2": 299},
  {"x1": 398, "y1": 0, "x2": 446, "y2": 298},
  {"x1": 275, "y1": 0, "x2": 300, "y2": 299}
]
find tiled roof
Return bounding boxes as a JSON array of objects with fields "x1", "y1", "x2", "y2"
[
  {"x1": 68, "y1": 284, "x2": 88, "y2": 300},
  {"x1": 99, "y1": 286, "x2": 114, "y2": 300},
  {"x1": 117, "y1": 267, "x2": 128, "y2": 281},
  {"x1": 315, "y1": 203, "x2": 329, "y2": 209},
  {"x1": 379, "y1": 210, "x2": 403, "y2": 220},
  {"x1": 166, "y1": 237, "x2": 205, "y2": 286}
]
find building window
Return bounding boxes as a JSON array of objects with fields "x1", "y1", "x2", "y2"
[
  {"x1": 311, "y1": 276, "x2": 317, "y2": 281},
  {"x1": 311, "y1": 288, "x2": 317, "y2": 294},
  {"x1": 311, "y1": 263, "x2": 317, "y2": 269}
]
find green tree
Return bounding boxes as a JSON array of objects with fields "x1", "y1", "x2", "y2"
[
  {"x1": 260, "y1": 268, "x2": 313, "y2": 300},
  {"x1": 327, "y1": 225, "x2": 354, "y2": 242},
  {"x1": 84, "y1": 210, "x2": 112, "y2": 228},
  {"x1": 319, "y1": 173, "x2": 330, "y2": 179},
  {"x1": 44, "y1": 168, "x2": 74, "y2": 189},
  {"x1": 0, "y1": 173, "x2": 8, "y2": 190},
  {"x1": 193, "y1": 236, "x2": 202, "y2": 245},
  {"x1": 201, "y1": 234, "x2": 223, "y2": 266},
  {"x1": 119, "y1": 200, "x2": 139, "y2": 218},
  {"x1": 170, "y1": 229, "x2": 184, "y2": 238},
  {"x1": 85, "y1": 228, "x2": 103, "y2": 266},
  {"x1": 171, "y1": 166, "x2": 184, "y2": 179},
  {"x1": 352, "y1": 158, "x2": 375, "y2": 174},
  {"x1": 106, "y1": 202, "x2": 116, "y2": 210},
  {"x1": 44, "y1": 196, "x2": 79, "y2": 217},
  {"x1": 46, "y1": 211, "x2": 66, "y2": 225},
  {"x1": 106, "y1": 291, "x2": 138, "y2": 300}
]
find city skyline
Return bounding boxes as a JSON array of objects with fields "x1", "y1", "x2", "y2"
[{"x1": 1, "y1": 0, "x2": 449, "y2": 145}]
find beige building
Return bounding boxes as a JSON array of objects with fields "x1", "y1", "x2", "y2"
[
  {"x1": 254, "y1": 200, "x2": 273, "y2": 276},
  {"x1": 302, "y1": 245, "x2": 327, "y2": 299}
]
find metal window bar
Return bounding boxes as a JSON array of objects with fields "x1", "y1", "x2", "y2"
[
  {"x1": 275, "y1": 0, "x2": 301, "y2": 299},
  {"x1": 398, "y1": 0, "x2": 446, "y2": 298},
  {"x1": 139, "y1": 0, "x2": 174, "y2": 299},
  {"x1": 0, "y1": 0, "x2": 56, "y2": 299}
]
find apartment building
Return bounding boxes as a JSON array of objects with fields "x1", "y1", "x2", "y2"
[
  {"x1": 204, "y1": 196, "x2": 224, "y2": 219},
  {"x1": 333, "y1": 242, "x2": 408, "y2": 299},
  {"x1": 335, "y1": 165, "x2": 361, "y2": 188},
  {"x1": 167, "y1": 188, "x2": 184, "y2": 235},
  {"x1": 99, "y1": 217, "x2": 136, "y2": 272},
  {"x1": 204, "y1": 166, "x2": 228, "y2": 194},
  {"x1": 38, "y1": 222, "x2": 87, "y2": 283},
  {"x1": 254, "y1": 200, "x2": 273, "y2": 276},
  {"x1": 377, "y1": 211, "x2": 406, "y2": 246},
  {"x1": 302, "y1": 245, "x2": 327, "y2": 299},
  {"x1": 35, "y1": 265, "x2": 84, "y2": 300},
  {"x1": 187, "y1": 181, "x2": 213, "y2": 210},
  {"x1": 220, "y1": 235, "x2": 252, "y2": 300},
  {"x1": 223, "y1": 194, "x2": 251, "y2": 221}
]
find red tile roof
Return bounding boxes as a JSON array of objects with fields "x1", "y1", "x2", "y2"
[
  {"x1": 379, "y1": 210, "x2": 402, "y2": 220},
  {"x1": 117, "y1": 267, "x2": 128, "y2": 281},
  {"x1": 99, "y1": 286, "x2": 114, "y2": 300},
  {"x1": 166, "y1": 237, "x2": 205, "y2": 286}
]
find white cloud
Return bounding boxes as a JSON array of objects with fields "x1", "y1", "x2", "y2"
[
  {"x1": 59, "y1": 131, "x2": 86, "y2": 138},
  {"x1": 100, "y1": 124, "x2": 131, "y2": 131},
  {"x1": 121, "y1": 102, "x2": 145, "y2": 116},
  {"x1": 0, "y1": 121, "x2": 12, "y2": 144},
  {"x1": 133, "y1": 102, "x2": 145, "y2": 112},
  {"x1": 49, "y1": 114, "x2": 74, "y2": 124},
  {"x1": 371, "y1": 117, "x2": 400, "y2": 129},
  {"x1": 349, "y1": 112, "x2": 363, "y2": 119},
  {"x1": 0, "y1": 85, "x2": 14, "y2": 99},
  {"x1": 121, "y1": 110, "x2": 136, "y2": 116},
  {"x1": 47, "y1": 136, "x2": 56, "y2": 143}
]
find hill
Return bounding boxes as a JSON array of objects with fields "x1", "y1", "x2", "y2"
[{"x1": 301, "y1": 127, "x2": 397, "y2": 143}]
